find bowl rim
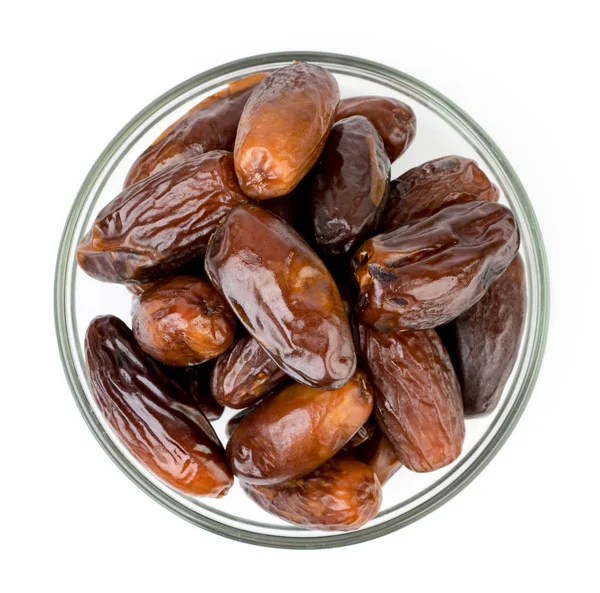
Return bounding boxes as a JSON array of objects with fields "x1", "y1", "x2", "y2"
[{"x1": 55, "y1": 50, "x2": 550, "y2": 549}]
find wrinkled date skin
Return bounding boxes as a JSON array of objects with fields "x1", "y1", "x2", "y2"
[
  {"x1": 242, "y1": 457, "x2": 382, "y2": 531},
  {"x1": 84, "y1": 315, "x2": 232, "y2": 496},
  {"x1": 309, "y1": 115, "x2": 391, "y2": 261},
  {"x1": 234, "y1": 62, "x2": 340, "y2": 198},
  {"x1": 358, "y1": 324, "x2": 465, "y2": 472},
  {"x1": 132, "y1": 276, "x2": 236, "y2": 366},
  {"x1": 335, "y1": 96, "x2": 416, "y2": 162},
  {"x1": 381, "y1": 155, "x2": 499, "y2": 230},
  {"x1": 441, "y1": 254, "x2": 526, "y2": 417},
  {"x1": 124, "y1": 73, "x2": 268, "y2": 187},
  {"x1": 226, "y1": 370, "x2": 373, "y2": 485},
  {"x1": 160, "y1": 363, "x2": 224, "y2": 421},
  {"x1": 77, "y1": 151, "x2": 247, "y2": 284},
  {"x1": 205, "y1": 204, "x2": 356, "y2": 388},
  {"x1": 356, "y1": 429, "x2": 402, "y2": 485},
  {"x1": 210, "y1": 334, "x2": 289, "y2": 409},
  {"x1": 352, "y1": 201, "x2": 520, "y2": 330}
]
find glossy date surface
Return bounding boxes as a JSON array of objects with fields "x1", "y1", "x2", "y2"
[
  {"x1": 210, "y1": 333, "x2": 288, "y2": 409},
  {"x1": 124, "y1": 73, "x2": 268, "y2": 187},
  {"x1": 381, "y1": 155, "x2": 499, "y2": 230},
  {"x1": 242, "y1": 457, "x2": 382, "y2": 531},
  {"x1": 309, "y1": 115, "x2": 391, "y2": 260},
  {"x1": 335, "y1": 96, "x2": 416, "y2": 162},
  {"x1": 132, "y1": 276, "x2": 236, "y2": 366},
  {"x1": 358, "y1": 324, "x2": 464, "y2": 472},
  {"x1": 234, "y1": 63, "x2": 339, "y2": 198},
  {"x1": 77, "y1": 151, "x2": 247, "y2": 284},
  {"x1": 205, "y1": 203, "x2": 356, "y2": 388},
  {"x1": 441, "y1": 254, "x2": 526, "y2": 417},
  {"x1": 352, "y1": 201, "x2": 520, "y2": 330},
  {"x1": 84, "y1": 315, "x2": 232, "y2": 496},
  {"x1": 226, "y1": 370, "x2": 373, "y2": 485}
]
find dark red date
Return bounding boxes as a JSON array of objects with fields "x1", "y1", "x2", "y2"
[
  {"x1": 84, "y1": 315, "x2": 232, "y2": 496},
  {"x1": 352, "y1": 201, "x2": 520, "y2": 330}
]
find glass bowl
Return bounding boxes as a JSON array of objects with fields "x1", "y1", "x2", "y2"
[{"x1": 55, "y1": 51, "x2": 549, "y2": 549}]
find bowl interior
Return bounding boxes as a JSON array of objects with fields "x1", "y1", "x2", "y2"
[{"x1": 55, "y1": 52, "x2": 549, "y2": 548}]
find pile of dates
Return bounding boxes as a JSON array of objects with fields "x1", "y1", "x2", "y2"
[{"x1": 78, "y1": 62, "x2": 525, "y2": 532}]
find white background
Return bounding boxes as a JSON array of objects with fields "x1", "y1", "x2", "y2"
[{"x1": 2, "y1": 1, "x2": 599, "y2": 591}]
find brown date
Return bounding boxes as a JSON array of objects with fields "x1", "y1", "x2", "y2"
[
  {"x1": 358, "y1": 323, "x2": 464, "y2": 472},
  {"x1": 335, "y1": 96, "x2": 416, "y2": 162},
  {"x1": 356, "y1": 429, "x2": 402, "y2": 485},
  {"x1": 160, "y1": 363, "x2": 224, "y2": 421},
  {"x1": 352, "y1": 201, "x2": 520, "y2": 331},
  {"x1": 343, "y1": 416, "x2": 377, "y2": 450},
  {"x1": 124, "y1": 73, "x2": 268, "y2": 187},
  {"x1": 309, "y1": 115, "x2": 391, "y2": 260},
  {"x1": 241, "y1": 457, "x2": 382, "y2": 531},
  {"x1": 225, "y1": 406, "x2": 254, "y2": 438},
  {"x1": 77, "y1": 151, "x2": 247, "y2": 284},
  {"x1": 205, "y1": 203, "x2": 356, "y2": 389},
  {"x1": 441, "y1": 254, "x2": 526, "y2": 417},
  {"x1": 210, "y1": 333, "x2": 288, "y2": 409},
  {"x1": 234, "y1": 62, "x2": 340, "y2": 198},
  {"x1": 226, "y1": 370, "x2": 373, "y2": 485},
  {"x1": 84, "y1": 315, "x2": 232, "y2": 496},
  {"x1": 262, "y1": 194, "x2": 298, "y2": 226},
  {"x1": 125, "y1": 257, "x2": 206, "y2": 295},
  {"x1": 132, "y1": 276, "x2": 236, "y2": 366},
  {"x1": 381, "y1": 155, "x2": 499, "y2": 230}
]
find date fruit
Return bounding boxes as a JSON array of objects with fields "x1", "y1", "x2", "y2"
[
  {"x1": 358, "y1": 323, "x2": 464, "y2": 472},
  {"x1": 124, "y1": 73, "x2": 268, "y2": 187},
  {"x1": 226, "y1": 370, "x2": 373, "y2": 484},
  {"x1": 309, "y1": 115, "x2": 391, "y2": 260},
  {"x1": 335, "y1": 96, "x2": 416, "y2": 162},
  {"x1": 343, "y1": 416, "x2": 377, "y2": 450},
  {"x1": 205, "y1": 203, "x2": 356, "y2": 389},
  {"x1": 234, "y1": 62, "x2": 340, "y2": 198},
  {"x1": 159, "y1": 363, "x2": 224, "y2": 421},
  {"x1": 210, "y1": 334, "x2": 288, "y2": 409},
  {"x1": 77, "y1": 151, "x2": 247, "y2": 284},
  {"x1": 132, "y1": 276, "x2": 236, "y2": 366},
  {"x1": 84, "y1": 315, "x2": 232, "y2": 496},
  {"x1": 381, "y1": 155, "x2": 499, "y2": 230},
  {"x1": 356, "y1": 429, "x2": 402, "y2": 485},
  {"x1": 241, "y1": 457, "x2": 382, "y2": 531},
  {"x1": 441, "y1": 254, "x2": 526, "y2": 417},
  {"x1": 352, "y1": 200, "x2": 520, "y2": 330}
]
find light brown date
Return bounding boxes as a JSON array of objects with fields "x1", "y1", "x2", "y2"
[
  {"x1": 124, "y1": 73, "x2": 268, "y2": 187},
  {"x1": 381, "y1": 155, "x2": 499, "y2": 230},
  {"x1": 205, "y1": 203, "x2": 356, "y2": 389},
  {"x1": 77, "y1": 151, "x2": 247, "y2": 284},
  {"x1": 210, "y1": 333, "x2": 288, "y2": 409},
  {"x1": 132, "y1": 276, "x2": 236, "y2": 366},
  {"x1": 234, "y1": 62, "x2": 340, "y2": 198},
  {"x1": 241, "y1": 457, "x2": 382, "y2": 531},
  {"x1": 358, "y1": 323, "x2": 464, "y2": 472},
  {"x1": 335, "y1": 96, "x2": 416, "y2": 162},
  {"x1": 352, "y1": 201, "x2": 520, "y2": 330},
  {"x1": 85, "y1": 315, "x2": 232, "y2": 497},
  {"x1": 226, "y1": 370, "x2": 373, "y2": 484}
]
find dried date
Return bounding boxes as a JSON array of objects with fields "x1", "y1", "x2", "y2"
[
  {"x1": 77, "y1": 151, "x2": 247, "y2": 284},
  {"x1": 124, "y1": 73, "x2": 268, "y2": 187},
  {"x1": 234, "y1": 63, "x2": 339, "y2": 198},
  {"x1": 226, "y1": 370, "x2": 373, "y2": 484},
  {"x1": 84, "y1": 315, "x2": 232, "y2": 496},
  {"x1": 335, "y1": 96, "x2": 416, "y2": 162},
  {"x1": 205, "y1": 203, "x2": 356, "y2": 389},
  {"x1": 352, "y1": 201, "x2": 520, "y2": 330},
  {"x1": 358, "y1": 323, "x2": 464, "y2": 472},
  {"x1": 309, "y1": 115, "x2": 391, "y2": 260},
  {"x1": 132, "y1": 276, "x2": 236, "y2": 366},
  {"x1": 441, "y1": 254, "x2": 526, "y2": 417},
  {"x1": 356, "y1": 429, "x2": 402, "y2": 485},
  {"x1": 241, "y1": 457, "x2": 382, "y2": 531},
  {"x1": 381, "y1": 155, "x2": 499, "y2": 230}
]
